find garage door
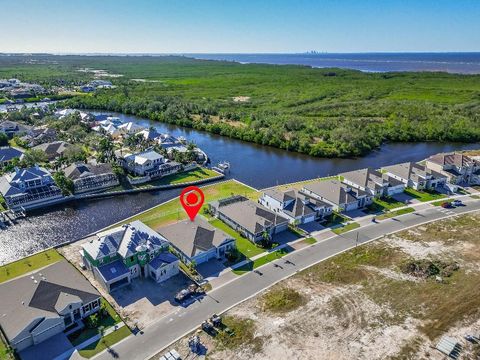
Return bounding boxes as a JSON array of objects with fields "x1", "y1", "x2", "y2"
[
  {"x1": 194, "y1": 249, "x2": 216, "y2": 264},
  {"x1": 274, "y1": 223, "x2": 288, "y2": 234}
]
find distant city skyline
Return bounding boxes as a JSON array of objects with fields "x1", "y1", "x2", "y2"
[{"x1": 1, "y1": 0, "x2": 479, "y2": 53}]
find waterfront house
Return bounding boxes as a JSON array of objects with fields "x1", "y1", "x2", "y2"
[
  {"x1": 340, "y1": 168, "x2": 405, "y2": 197},
  {"x1": 118, "y1": 149, "x2": 182, "y2": 183},
  {"x1": 120, "y1": 149, "x2": 165, "y2": 176},
  {"x1": 82, "y1": 220, "x2": 179, "y2": 292},
  {"x1": 64, "y1": 162, "x2": 119, "y2": 194},
  {"x1": 54, "y1": 109, "x2": 91, "y2": 122},
  {"x1": 259, "y1": 188, "x2": 333, "y2": 224},
  {"x1": 301, "y1": 179, "x2": 374, "y2": 212},
  {"x1": 0, "y1": 146, "x2": 24, "y2": 168},
  {"x1": 137, "y1": 127, "x2": 161, "y2": 142},
  {"x1": 157, "y1": 134, "x2": 182, "y2": 148},
  {"x1": 0, "y1": 165, "x2": 63, "y2": 210},
  {"x1": 209, "y1": 195, "x2": 289, "y2": 243},
  {"x1": 426, "y1": 152, "x2": 480, "y2": 187},
  {"x1": 158, "y1": 217, "x2": 236, "y2": 265},
  {"x1": 33, "y1": 141, "x2": 70, "y2": 161},
  {"x1": 118, "y1": 121, "x2": 145, "y2": 135},
  {"x1": 0, "y1": 261, "x2": 101, "y2": 353},
  {"x1": 383, "y1": 162, "x2": 447, "y2": 191}
]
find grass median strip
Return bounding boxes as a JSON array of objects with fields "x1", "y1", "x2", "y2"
[
  {"x1": 377, "y1": 207, "x2": 415, "y2": 220},
  {"x1": 78, "y1": 326, "x2": 131, "y2": 358},
  {"x1": 332, "y1": 222, "x2": 360, "y2": 235},
  {"x1": 404, "y1": 188, "x2": 446, "y2": 202},
  {"x1": 0, "y1": 249, "x2": 62, "y2": 283},
  {"x1": 233, "y1": 248, "x2": 291, "y2": 275}
]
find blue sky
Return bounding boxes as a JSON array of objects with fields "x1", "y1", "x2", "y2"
[{"x1": 1, "y1": 0, "x2": 479, "y2": 53}]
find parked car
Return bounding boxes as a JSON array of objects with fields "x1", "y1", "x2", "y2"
[
  {"x1": 174, "y1": 284, "x2": 205, "y2": 303},
  {"x1": 452, "y1": 199, "x2": 463, "y2": 206},
  {"x1": 441, "y1": 202, "x2": 453, "y2": 208}
]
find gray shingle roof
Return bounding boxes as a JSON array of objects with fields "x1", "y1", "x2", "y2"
[
  {"x1": 158, "y1": 217, "x2": 233, "y2": 259},
  {"x1": 340, "y1": 168, "x2": 387, "y2": 190},
  {"x1": 428, "y1": 152, "x2": 478, "y2": 168},
  {"x1": 0, "y1": 146, "x2": 23, "y2": 162},
  {"x1": 302, "y1": 179, "x2": 361, "y2": 206},
  {"x1": 64, "y1": 162, "x2": 114, "y2": 180},
  {"x1": 212, "y1": 196, "x2": 289, "y2": 235},
  {"x1": 0, "y1": 261, "x2": 100, "y2": 340}
]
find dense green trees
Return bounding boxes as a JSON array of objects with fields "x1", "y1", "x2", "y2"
[{"x1": 3, "y1": 54, "x2": 480, "y2": 158}]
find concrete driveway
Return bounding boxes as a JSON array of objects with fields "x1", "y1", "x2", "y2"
[
  {"x1": 109, "y1": 273, "x2": 193, "y2": 328},
  {"x1": 298, "y1": 221, "x2": 325, "y2": 233},
  {"x1": 19, "y1": 332, "x2": 73, "y2": 360}
]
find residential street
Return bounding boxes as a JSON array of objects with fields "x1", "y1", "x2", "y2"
[{"x1": 94, "y1": 196, "x2": 480, "y2": 360}]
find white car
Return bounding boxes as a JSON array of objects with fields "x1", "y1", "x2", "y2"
[{"x1": 452, "y1": 199, "x2": 463, "y2": 206}]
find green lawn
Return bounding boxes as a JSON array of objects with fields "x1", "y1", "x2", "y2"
[
  {"x1": 372, "y1": 196, "x2": 405, "y2": 210},
  {"x1": 332, "y1": 222, "x2": 360, "y2": 235},
  {"x1": 377, "y1": 207, "x2": 415, "y2": 220},
  {"x1": 68, "y1": 299, "x2": 122, "y2": 346},
  {"x1": 233, "y1": 248, "x2": 290, "y2": 275},
  {"x1": 0, "y1": 249, "x2": 63, "y2": 283},
  {"x1": 78, "y1": 326, "x2": 131, "y2": 358},
  {"x1": 148, "y1": 167, "x2": 220, "y2": 186},
  {"x1": 274, "y1": 175, "x2": 340, "y2": 192},
  {"x1": 120, "y1": 179, "x2": 259, "y2": 230},
  {"x1": 209, "y1": 218, "x2": 264, "y2": 258},
  {"x1": 323, "y1": 212, "x2": 349, "y2": 228},
  {"x1": 303, "y1": 237, "x2": 317, "y2": 245},
  {"x1": 0, "y1": 337, "x2": 13, "y2": 360},
  {"x1": 404, "y1": 188, "x2": 446, "y2": 202}
]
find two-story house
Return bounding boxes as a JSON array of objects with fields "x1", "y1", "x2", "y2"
[
  {"x1": 340, "y1": 168, "x2": 405, "y2": 198},
  {"x1": 383, "y1": 162, "x2": 447, "y2": 191},
  {"x1": 301, "y1": 179, "x2": 374, "y2": 212},
  {"x1": 259, "y1": 188, "x2": 333, "y2": 224},
  {"x1": 82, "y1": 220, "x2": 179, "y2": 293},
  {"x1": 120, "y1": 149, "x2": 165, "y2": 176},
  {"x1": 0, "y1": 165, "x2": 63, "y2": 210},
  {"x1": 426, "y1": 152, "x2": 480, "y2": 187},
  {"x1": 64, "y1": 162, "x2": 119, "y2": 194}
]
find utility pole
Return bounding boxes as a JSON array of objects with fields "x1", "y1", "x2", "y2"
[{"x1": 355, "y1": 232, "x2": 359, "y2": 248}]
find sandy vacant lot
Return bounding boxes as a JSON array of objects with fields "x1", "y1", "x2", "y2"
[{"x1": 155, "y1": 212, "x2": 480, "y2": 360}]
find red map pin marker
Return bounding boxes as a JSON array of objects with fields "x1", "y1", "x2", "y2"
[{"x1": 180, "y1": 186, "x2": 205, "y2": 221}]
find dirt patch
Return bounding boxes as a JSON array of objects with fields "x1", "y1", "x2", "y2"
[
  {"x1": 232, "y1": 96, "x2": 250, "y2": 102},
  {"x1": 151, "y1": 212, "x2": 480, "y2": 360}
]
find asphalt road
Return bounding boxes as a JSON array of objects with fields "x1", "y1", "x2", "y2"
[{"x1": 94, "y1": 197, "x2": 480, "y2": 360}]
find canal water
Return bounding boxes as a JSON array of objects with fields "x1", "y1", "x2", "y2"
[{"x1": 0, "y1": 111, "x2": 478, "y2": 264}]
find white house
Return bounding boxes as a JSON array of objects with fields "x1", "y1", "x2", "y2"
[
  {"x1": 383, "y1": 162, "x2": 447, "y2": 191},
  {"x1": 301, "y1": 179, "x2": 374, "y2": 212},
  {"x1": 340, "y1": 168, "x2": 405, "y2": 197},
  {"x1": 259, "y1": 188, "x2": 333, "y2": 224}
]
